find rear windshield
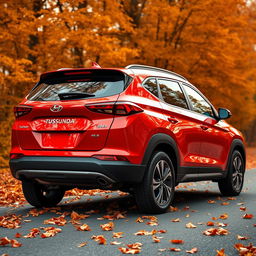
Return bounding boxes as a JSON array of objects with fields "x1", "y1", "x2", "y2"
[{"x1": 27, "y1": 70, "x2": 129, "y2": 101}]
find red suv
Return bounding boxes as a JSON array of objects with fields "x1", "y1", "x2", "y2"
[{"x1": 9, "y1": 64, "x2": 246, "y2": 213}]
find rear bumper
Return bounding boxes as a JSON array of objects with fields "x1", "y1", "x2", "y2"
[{"x1": 9, "y1": 156, "x2": 146, "y2": 187}]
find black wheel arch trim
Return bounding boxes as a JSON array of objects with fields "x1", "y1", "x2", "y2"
[
  {"x1": 142, "y1": 133, "x2": 180, "y2": 168},
  {"x1": 226, "y1": 139, "x2": 246, "y2": 170}
]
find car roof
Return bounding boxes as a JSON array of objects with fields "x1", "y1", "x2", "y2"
[
  {"x1": 40, "y1": 64, "x2": 188, "y2": 83},
  {"x1": 125, "y1": 64, "x2": 188, "y2": 82}
]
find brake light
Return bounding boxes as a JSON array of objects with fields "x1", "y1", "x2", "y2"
[
  {"x1": 14, "y1": 106, "x2": 32, "y2": 118},
  {"x1": 86, "y1": 102, "x2": 143, "y2": 116},
  {"x1": 10, "y1": 153, "x2": 24, "y2": 159},
  {"x1": 64, "y1": 71, "x2": 92, "y2": 75},
  {"x1": 93, "y1": 155, "x2": 129, "y2": 161}
]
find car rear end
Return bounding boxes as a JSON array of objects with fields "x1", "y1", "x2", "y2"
[{"x1": 9, "y1": 68, "x2": 147, "y2": 189}]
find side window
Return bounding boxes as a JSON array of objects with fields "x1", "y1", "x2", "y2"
[
  {"x1": 143, "y1": 78, "x2": 158, "y2": 97},
  {"x1": 184, "y1": 85, "x2": 214, "y2": 117},
  {"x1": 158, "y1": 79, "x2": 188, "y2": 109}
]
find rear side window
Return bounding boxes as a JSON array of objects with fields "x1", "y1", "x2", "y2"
[
  {"x1": 183, "y1": 85, "x2": 214, "y2": 117},
  {"x1": 143, "y1": 78, "x2": 158, "y2": 97},
  {"x1": 158, "y1": 79, "x2": 188, "y2": 109},
  {"x1": 27, "y1": 70, "x2": 127, "y2": 101}
]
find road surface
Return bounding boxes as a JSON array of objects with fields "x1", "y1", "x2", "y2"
[{"x1": 0, "y1": 169, "x2": 255, "y2": 256}]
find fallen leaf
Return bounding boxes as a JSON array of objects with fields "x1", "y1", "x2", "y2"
[
  {"x1": 100, "y1": 222, "x2": 114, "y2": 231},
  {"x1": 237, "y1": 235, "x2": 249, "y2": 240},
  {"x1": 77, "y1": 242, "x2": 87, "y2": 247},
  {"x1": 110, "y1": 241, "x2": 121, "y2": 245},
  {"x1": 170, "y1": 240, "x2": 184, "y2": 244},
  {"x1": 221, "y1": 202, "x2": 230, "y2": 206},
  {"x1": 15, "y1": 233, "x2": 22, "y2": 238},
  {"x1": 170, "y1": 248, "x2": 181, "y2": 251},
  {"x1": 206, "y1": 221, "x2": 215, "y2": 226},
  {"x1": 216, "y1": 248, "x2": 227, "y2": 256},
  {"x1": 208, "y1": 200, "x2": 216, "y2": 204},
  {"x1": 71, "y1": 211, "x2": 90, "y2": 221},
  {"x1": 24, "y1": 228, "x2": 40, "y2": 238},
  {"x1": 119, "y1": 248, "x2": 140, "y2": 254},
  {"x1": 41, "y1": 227, "x2": 62, "y2": 238},
  {"x1": 10, "y1": 239, "x2": 22, "y2": 248},
  {"x1": 152, "y1": 235, "x2": 161, "y2": 243},
  {"x1": 186, "y1": 222, "x2": 197, "y2": 228},
  {"x1": 91, "y1": 235, "x2": 107, "y2": 245},
  {"x1": 134, "y1": 230, "x2": 157, "y2": 236},
  {"x1": 239, "y1": 207, "x2": 246, "y2": 211},
  {"x1": 0, "y1": 237, "x2": 11, "y2": 246},
  {"x1": 113, "y1": 232, "x2": 124, "y2": 238},
  {"x1": 217, "y1": 222, "x2": 228, "y2": 227},
  {"x1": 203, "y1": 228, "x2": 229, "y2": 236},
  {"x1": 43, "y1": 215, "x2": 67, "y2": 226},
  {"x1": 186, "y1": 247, "x2": 198, "y2": 254},
  {"x1": 172, "y1": 218, "x2": 180, "y2": 222},
  {"x1": 242, "y1": 214, "x2": 254, "y2": 219},
  {"x1": 135, "y1": 217, "x2": 143, "y2": 223},
  {"x1": 76, "y1": 223, "x2": 91, "y2": 231},
  {"x1": 219, "y1": 213, "x2": 229, "y2": 220},
  {"x1": 234, "y1": 243, "x2": 256, "y2": 255}
]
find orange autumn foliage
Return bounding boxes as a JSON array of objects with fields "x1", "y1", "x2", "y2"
[{"x1": 1, "y1": 0, "x2": 256, "y2": 168}]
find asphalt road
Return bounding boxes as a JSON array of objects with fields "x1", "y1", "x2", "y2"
[{"x1": 0, "y1": 170, "x2": 255, "y2": 256}]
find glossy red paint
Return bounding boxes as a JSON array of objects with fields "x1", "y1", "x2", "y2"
[{"x1": 11, "y1": 65, "x2": 244, "y2": 173}]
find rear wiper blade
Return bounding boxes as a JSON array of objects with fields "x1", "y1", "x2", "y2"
[{"x1": 58, "y1": 92, "x2": 95, "y2": 100}]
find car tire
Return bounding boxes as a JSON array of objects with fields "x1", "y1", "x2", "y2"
[
  {"x1": 22, "y1": 180, "x2": 65, "y2": 207},
  {"x1": 134, "y1": 151, "x2": 175, "y2": 213},
  {"x1": 218, "y1": 150, "x2": 245, "y2": 196}
]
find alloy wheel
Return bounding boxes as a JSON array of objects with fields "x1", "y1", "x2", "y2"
[
  {"x1": 152, "y1": 160, "x2": 173, "y2": 207},
  {"x1": 232, "y1": 155, "x2": 244, "y2": 192}
]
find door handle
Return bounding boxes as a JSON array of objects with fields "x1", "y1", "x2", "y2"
[
  {"x1": 168, "y1": 117, "x2": 179, "y2": 124},
  {"x1": 200, "y1": 125, "x2": 209, "y2": 131}
]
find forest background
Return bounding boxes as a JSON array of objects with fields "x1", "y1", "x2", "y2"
[{"x1": 1, "y1": 0, "x2": 256, "y2": 167}]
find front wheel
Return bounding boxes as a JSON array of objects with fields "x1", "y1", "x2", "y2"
[
  {"x1": 22, "y1": 180, "x2": 65, "y2": 207},
  {"x1": 134, "y1": 151, "x2": 175, "y2": 213},
  {"x1": 218, "y1": 150, "x2": 245, "y2": 196}
]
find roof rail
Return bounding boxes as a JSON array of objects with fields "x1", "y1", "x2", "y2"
[{"x1": 125, "y1": 64, "x2": 187, "y2": 81}]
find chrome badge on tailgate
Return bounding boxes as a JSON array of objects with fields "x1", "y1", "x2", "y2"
[{"x1": 45, "y1": 119, "x2": 76, "y2": 124}]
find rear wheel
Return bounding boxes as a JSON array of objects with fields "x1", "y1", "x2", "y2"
[
  {"x1": 135, "y1": 151, "x2": 175, "y2": 213},
  {"x1": 22, "y1": 180, "x2": 64, "y2": 207},
  {"x1": 218, "y1": 150, "x2": 245, "y2": 196}
]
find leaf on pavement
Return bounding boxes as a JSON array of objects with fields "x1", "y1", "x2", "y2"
[
  {"x1": 215, "y1": 248, "x2": 227, "y2": 256},
  {"x1": 91, "y1": 235, "x2": 107, "y2": 245},
  {"x1": 76, "y1": 223, "x2": 91, "y2": 231},
  {"x1": 203, "y1": 228, "x2": 229, "y2": 236},
  {"x1": 170, "y1": 248, "x2": 181, "y2": 251},
  {"x1": 242, "y1": 214, "x2": 254, "y2": 219},
  {"x1": 186, "y1": 248, "x2": 198, "y2": 254},
  {"x1": 113, "y1": 232, "x2": 124, "y2": 238},
  {"x1": 186, "y1": 222, "x2": 197, "y2": 228},
  {"x1": 170, "y1": 240, "x2": 184, "y2": 244},
  {"x1": 237, "y1": 235, "x2": 249, "y2": 240},
  {"x1": 41, "y1": 227, "x2": 62, "y2": 238},
  {"x1": 100, "y1": 222, "x2": 114, "y2": 231},
  {"x1": 77, "y1": 241, "x2": 87, "y2": 247}
]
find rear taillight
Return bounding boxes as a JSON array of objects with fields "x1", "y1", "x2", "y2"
[
  {"x1": 10, "y1": 153, "x2": 24, "y2": 159},
  {"x1": 92, "y1": 155, "x2": 129, "y2": 161},
  {"x1": 14, "y1": 106, "x2": 32, "y2": 118},
  {"x1": 86, "y1": 102, "x2": 143, "y2": 116}
]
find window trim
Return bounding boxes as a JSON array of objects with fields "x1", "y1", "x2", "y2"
[
  {"x1": 156, "y1": 77, "x2": 190, "y2": 110},
  {"x1": 181, "y1": 82, "x2": 218, "y2": 119},
  {"x1": 141, "y1": 77, "x2": 161, "y2": 100}
]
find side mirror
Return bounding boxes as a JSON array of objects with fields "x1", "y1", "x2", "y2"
[{"x1": 218, "y1": 108, "x2": 231, "y2": 120}]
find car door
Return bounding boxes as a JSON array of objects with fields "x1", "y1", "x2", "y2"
[
  {"x1": 182, "y1": 83, "x2": 230, "y2": 172},
  {"x1": 157, "y1": 78, "x2": 206, "y2": 180}
]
